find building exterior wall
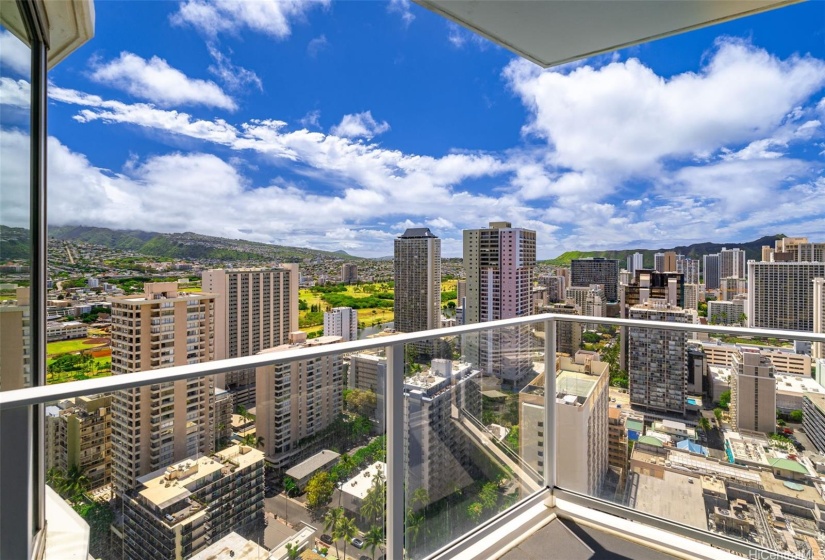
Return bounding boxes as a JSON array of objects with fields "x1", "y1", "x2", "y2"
[
  {"x1": 255, "y1": 335, "x2": 344, "y2": 468},
  {"x1": 703, "y1": 254, "x2": 720, "y2": 290},
  {"x1": 324, "y1": 307, "x2": 358, "y2": 341},
  {"x1": 201, "y1": 267, "x2": 298, "y2": 407},
  {"x1": 730, "y1": 351, "x2": 776, "y2": 434},
  {"x1": 571, "y1": 258, "x2": 619, "y2": 302},
  {"x1": 341, "y1": 263, "x2": 358, "y2": 284},
  {"x1": 47, "y1": 394, "x2": 112, "y2": 490},
  {"x1": 628, "y1": 303, "x2": 696, "y2": 415},
  {"x1": 122, "y1": 445, "x2": 264, "y2": 560},
  {"x1": 747, "y1": 261, "x2": 825, "y2": 332},
  {"x1": 394, "y1": 229, "x2": 441, "y2": 359},
  {"x1": 803, "y1": 394, "x2": 825, "y2": 454},
  {"x1": 110, "y1": 283, "x2": 217, "y2": 492},
  {"x1": 708, "y1": 300, "x2": 745, "y2": 326},
  {"x1": 463, "y1": 222, "x2": 536, "y2": 384}
]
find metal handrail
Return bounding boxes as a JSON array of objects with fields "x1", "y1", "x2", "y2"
[{"x1": 3, "y1": 312, "x2": 824, "y2": 410}]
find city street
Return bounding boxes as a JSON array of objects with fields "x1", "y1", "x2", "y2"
[{"x1": 264, "y1": 492, "x2": 368, "y2": 560}]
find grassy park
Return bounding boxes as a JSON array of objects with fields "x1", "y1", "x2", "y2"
[
  {"x1": 46, "y1": 336, "x2": 111, "y2": 384},
  {"x1": 298, "y1": 279, "x2": 459, "y2": 336}
]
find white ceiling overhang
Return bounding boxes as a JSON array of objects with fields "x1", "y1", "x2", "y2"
[{"x1": 415, "y1": 0, "x2": 804, "y2": 68}]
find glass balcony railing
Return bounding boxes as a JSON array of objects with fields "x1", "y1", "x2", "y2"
[{"x1": 2, "y1": 314, "x2": 825, "y2": 560}]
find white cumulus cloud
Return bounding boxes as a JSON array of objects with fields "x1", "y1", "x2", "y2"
[
  {"x1": 90, "y1": 52, "x2": 237, "y2": 110},
  {"x1": 330, "y1": 111, "x2": 390, "y2": 140},
  {"x1": 171, "y1": 0, "x2": 330, "y2": 39}
]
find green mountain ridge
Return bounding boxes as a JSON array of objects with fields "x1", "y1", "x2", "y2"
[
  {"x1": 542, "y1": 235, "x2": 785, "y2": 267},
  {"x1": 45, "y1": 225, "x2": 365, "y2": 262}
]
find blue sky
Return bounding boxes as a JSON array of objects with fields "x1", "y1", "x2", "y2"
[{"x1": 2, "y1": 1, "x2": 824, "y2": 258}]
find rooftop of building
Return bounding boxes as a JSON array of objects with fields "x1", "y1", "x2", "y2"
[
  {"x1": 776, "y1": 374, "x2": 825, "y2": 396},
  {"x1": 768, "y1": 457, "x2": 810, "y2": 476},
  {"x1": 260, "y1": 334, "x2": 343, "y2": 353},
  {"x1": 285, "y1": 449, "x2": 340, "y2": 481},
  {"x1": 804, "y1": 391, "x2": 825, "y2": 413},
  {"x1": 341, "y1": 461, "x2": 386, "y2": 501},
  {"x1": 399, "y1": 227, "x2": 437, "y2": 238},
  {"x1": 630, "y1": 469, "x2": 707, "y2": 530},
  {"x1": 136, "y1": 445, "x2": 263, "y2": 516},
  {"x1": 188, "y1": 531, "x2": 269, "y2": 560}
]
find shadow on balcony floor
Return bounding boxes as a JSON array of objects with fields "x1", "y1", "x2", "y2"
[{"x1": 497, "y1": 518, "x2": 677, "y2": 560}]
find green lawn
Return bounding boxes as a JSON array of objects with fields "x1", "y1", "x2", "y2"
[
  {"x1": 47, "y1": 338, "x2": 106, "y2": 356},
  {"x1": 299, "y1": 283, "x2": 396, "y2": 331}
]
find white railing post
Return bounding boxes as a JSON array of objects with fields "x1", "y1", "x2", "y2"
[
  {"x1": 386, "y1": 342, "x2": 405, "y2": 559},
  {"x1": 544, "y1": 319, "x2": 557, "y2": 497}
]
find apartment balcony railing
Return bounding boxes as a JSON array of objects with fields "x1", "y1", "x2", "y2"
[{"x1": 4, "y1": 313, "x2": 825, "y2": 560}]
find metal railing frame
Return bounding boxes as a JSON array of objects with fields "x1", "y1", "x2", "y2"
[{"x1": 3, "y1": 313, "x2": 825, "y2": 559}]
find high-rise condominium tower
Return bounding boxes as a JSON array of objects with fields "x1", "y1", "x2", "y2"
[
  {"x1": 110, "y1": 283, "x2": 217, "y2": 492},
  {"x1": 747, "y1": 261, "x2": 825, "y2": 332},
  {"x1": 628, "y1": 301, "x2": 697, "y2": 416},
  {"x1": 341, "y1": 263, "x2": 359, "y2": 284},
  {"x1": 464, "y1": 222, "x2": 536, "y2": 385},
  {"x1": 324, "y1": 306, "x2": 358, "y2": 341},
  {"x1": 571, "y1": 257, "x2": 618, "y2": 302},
  {"x1": 703, "y1": 254, "x2": 720, "y2": 290},
  {"x1": 730, "y1": 350, "x2": 776, "y2": 434},
  {"x1": 719, "y1": 248, "x2": 747, "y2": 279},
  {"x1": 394, "y1": 228, "x2": 441, "y2": 343},
  {"x1": 677, "y1": 257, "x2": 700, "y2": 285},
  {"x1": 627, "y1": 252, "x2": 644, "y2": 275},
  {"x1": 202, "y1": 266, "x2": 298, "y2": 407}
]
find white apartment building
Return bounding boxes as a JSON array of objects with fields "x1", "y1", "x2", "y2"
[
  {"x1": 324, "y1": 306, "x2": 358, "y2": 341},
  {"x1": 747, "y1": 261, "x2": 825, "y2": 332},
  {"x1": 708, "y1": 299, "x2": 746, "y2": 326},
  {"x1": 404, "y1": 360, "x2": 481, "y2": 506},
  {"x1": 521, "y1": 356, "x2": 608, "y2": 495},
  {"x1": 46, "y1": 320, "x2": 87, "y2": 342},
  {"x1": 110, "y1": 283, "x2": 217, "y2": 492},
  {"x1": 683, "y1": 283, "x2": 699, "y2": 311}
]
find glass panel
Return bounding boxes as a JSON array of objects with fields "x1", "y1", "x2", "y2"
[
  {"x1": 44, "y1": 344, "x2": 383, "y2": 559},
  {"x1": 559, "y1": 303, "x2": 825, "y2": 559},
  {"x1": 0, "y1": 17, "x2": 32, "y2": 391},
  {"x1": 403, "y1": 326, "x2": 543, "y2": 558}
]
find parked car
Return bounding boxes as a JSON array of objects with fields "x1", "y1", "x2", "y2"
[
  {"x1": 320, "y1": 534, "x2": 333, "y2": 545},
  {"x1": 352, "y1": 537, "x2": 365, "y2": 549}
]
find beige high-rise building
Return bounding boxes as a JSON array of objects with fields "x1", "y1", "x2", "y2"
[
  {"x1": 719, "y1": 248, "x2": 747, "y2": 279},
  {"x1": 110, "y1": 283, "x2": 217, "y2": 492},
  {"x1": 0, "y1": 287, "x2": 31, "y2": 391},
  {"x1": 255, "y1": 332, "x2": 344, "y2": 468},
  {"x1": 747, "y1": 261, "x2": 825, "y2": 332},
  {"x1": 814, "y1": 278, "x2": 825, "y2": 360},
  {"x1": 730, "y1": 350, "x2": 776, "y2": 434},
  {"x1": 541, "y1": 302, "x2": 582, "y2": 355},
  {"x1": 521, "y1": 355, "x2": 609, "y2": 494},
  {"x1": 663, "y1": 251, "x2": 677, "y2": 273},
  {"x1": 46, "y1": 394, "x2": 112, "y2": 491},
  {"x1": 202, "y1": 266, "x2": 298, "y2": 407}
]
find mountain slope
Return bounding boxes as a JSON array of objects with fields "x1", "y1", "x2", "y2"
[
  {"x1": 543, "y1": 235, "x2": 785, "y2": 267},
  {"x1": 48, "y1": 226, "x2": 363, "y2": 262}
]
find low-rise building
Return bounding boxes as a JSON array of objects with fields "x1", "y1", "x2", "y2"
[
  {"x1": 46, "y1": 320, "x2": 88, "y2": 342},
  {"x1": 775, "y1": 374, "x2": 825, "y2": 415},
  {"x1": 284, "y1": 450, "x2": 341, "y2": 490},
  {"x1": 122, "y1": 445, "x2": 264, "y2": 560}
]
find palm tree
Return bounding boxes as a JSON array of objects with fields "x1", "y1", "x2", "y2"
[
  {"x1": 405, "y1": 508, "x2": 425, "y2": 550},
  {"x1": 335, "y1": 515, "x2": 358, "y2": 560},
  {"x1": 62, "y1": 464, "x2": 90, "y2": 502},
  {"x1": 285, "y1": 543, "x2": 301, "y2": 560},
  {"x1": 364, "y1": 525, "x2": 385, "y2": 560},
  {"x1": 283, "y1": 476, "x2": 298, "y2": 497},
  {"x1": 359, "y1": 482, "x2": 385, "y2": 525},
  {"x1": 323, "y1": 507, "x2": 344, "y2": 559},
  {"x1": 410, "y1": 488, "x2": 429, "y2": 511},
  {"x1": 699, "y1": 417, "x2": 711, "y2": 434},
  {"x1": 46, "y1": 467, "x2": 66, "y2": 493}
]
